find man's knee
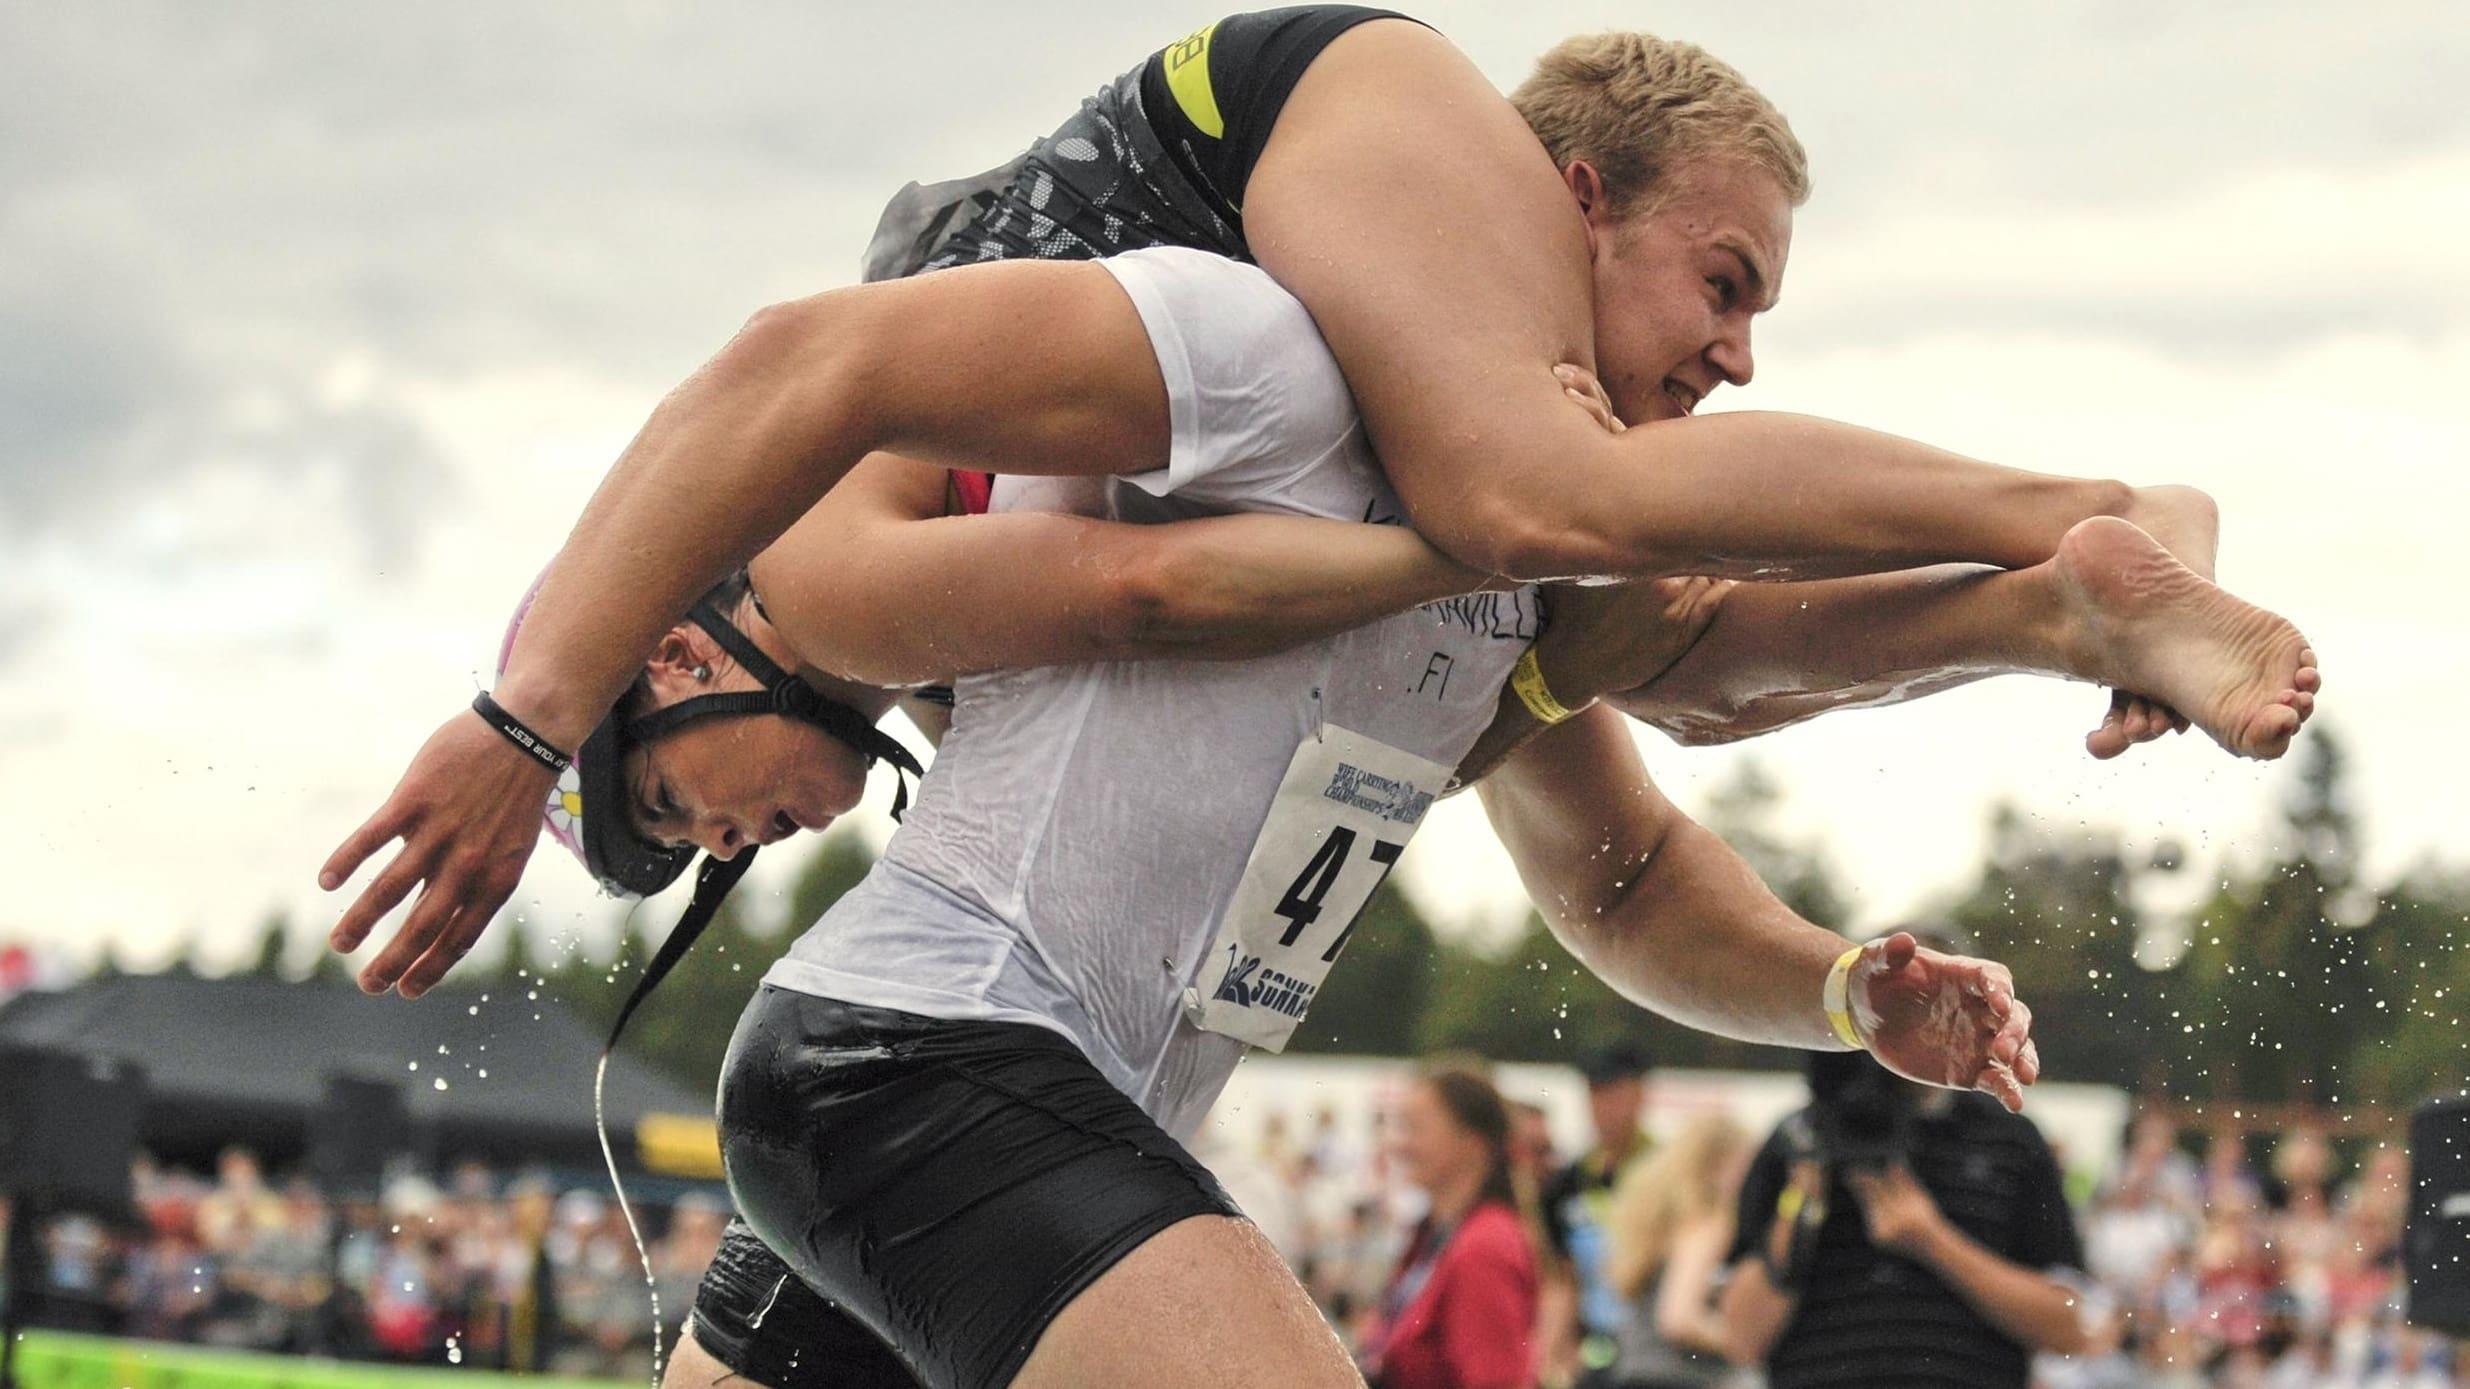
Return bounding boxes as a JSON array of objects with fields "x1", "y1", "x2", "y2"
[{"x1": 1011, "y1": 1215, "x2": 1363, "y2": 1389}]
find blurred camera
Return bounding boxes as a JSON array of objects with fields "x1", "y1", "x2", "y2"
[{"x1": 1805, "y1": 1049, "x2": 1913, "y2": 1173}]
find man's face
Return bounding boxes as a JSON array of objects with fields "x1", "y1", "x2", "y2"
[
  {"x1": 1587, "y1": 1075, "x2": 1644, "y2": 1148},
  {"x1": 1581, "y1": 158, "x2": 1794, "y2": 426}
]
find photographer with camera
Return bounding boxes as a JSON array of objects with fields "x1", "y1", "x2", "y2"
[{"x1": 1718, "y1": 930, "x2": 2091, "y2": 1389}]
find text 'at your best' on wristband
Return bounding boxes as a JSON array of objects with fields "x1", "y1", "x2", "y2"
[
  {"x1": 1822, "y1": 944, "x2": 1866, "y2": 1050},
  {"x1": 472, "y1": 691, "x2": 574, "y2": 773},
  {"x1": 1510, "y1": 646, "x2": 1580, "y2": 726}
]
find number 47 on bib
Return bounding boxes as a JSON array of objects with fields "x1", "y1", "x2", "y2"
[{"x1": 1183, "y1": 725, "x2": 1452, "y2": 1051}]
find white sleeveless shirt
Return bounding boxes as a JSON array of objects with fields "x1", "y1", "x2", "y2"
[{"x1": 766, "y1": 248, "x2": 1539, "y2": 1140}]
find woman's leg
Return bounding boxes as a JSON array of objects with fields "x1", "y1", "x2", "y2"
[
  {"x1": 1614, "y1": 519, "x2": 2318, "y2": 760},
  {"x1": 1009, "y1": 1214, "x2": 1364, "y2": 1389}
]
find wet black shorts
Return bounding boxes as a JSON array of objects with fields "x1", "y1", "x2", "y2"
[
  {"x1": 917, "y1": 5, "x2": 1414, "y2": 274},
  {"x1": 706, "y1": 986, "x2": 1240, "y2": 1389}
]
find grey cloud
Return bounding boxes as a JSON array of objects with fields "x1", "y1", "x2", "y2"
[
  {"x1": 1780, "y1": 286, "x2": 2461, "y2": 364},
  {"x1": 3, "y1": 0, "x2": 2461, "y2": 558}
]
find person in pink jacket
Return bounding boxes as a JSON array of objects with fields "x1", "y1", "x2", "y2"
[{"x1": 1365, "y1": 1065, "x2": 1543, "y2": 1389}]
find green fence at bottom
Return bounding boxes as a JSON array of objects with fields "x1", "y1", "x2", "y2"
[{"x1": 11, "y1": 1332, "x2": 639, "y2": 1389}]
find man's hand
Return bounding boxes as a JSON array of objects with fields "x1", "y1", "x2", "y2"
[
  {"x1": 1532, "y1": 576, "x2": 1734, "y2": 711},
  {"x1": 1849, "y1": 932, "x2": 2040, "y2": 1112},
  {"x1": 320, "y1": 710, "x2": 552, "y2": 998},
  {"x1": 1845, "y1": 1164, "x2": 1948, "y2": 1256}
]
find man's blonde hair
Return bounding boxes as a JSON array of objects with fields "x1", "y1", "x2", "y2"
[{"x1": 1511, "y1": 32, "x2": 1810, "y2": 214}]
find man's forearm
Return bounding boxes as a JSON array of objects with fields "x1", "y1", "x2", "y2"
[
  {"x1": 1560, "y1": 813, "x2": 1852, "y2": 1050},
  {"x1": 1908, "y1": 1222, "x2": 2089, "y2": 1356},
  {"x1": 1613, "y1": 564, "x2": 2054, "y2": 746}
]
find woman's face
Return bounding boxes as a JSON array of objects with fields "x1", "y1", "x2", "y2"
[
  {"x1": 1389, "y1": 1082, "x2": 1490, "y2": 1197},
  {"x1": 617, "y1": 623, "x2": 872, "y2": 859},
  {"x1": 622, "y1": 714, "x2": 869, "y2": 860}
]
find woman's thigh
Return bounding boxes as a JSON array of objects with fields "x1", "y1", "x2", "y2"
[
  {"x1": 1010, "y1": 1212, "x2": 1366, "y2": 1389},
  {"x1": 1244, "y1": 19, "x2": 1600, "y2": 543}
]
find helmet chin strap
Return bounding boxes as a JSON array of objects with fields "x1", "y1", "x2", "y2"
[
  {"x1": 590, "y1": 592, "x2": 924, "y2": 1385},
  {"x1": 621, "y1": 594, "x2": 923, "y2": 817}
]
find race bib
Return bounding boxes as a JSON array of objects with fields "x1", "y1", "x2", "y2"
[{"x1": 1183, "y1": 725, "x2": 1451, "y2": 1051}]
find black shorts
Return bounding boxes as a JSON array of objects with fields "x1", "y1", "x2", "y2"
[
  {"x1": 707, "y1": 986, "x2": 1240, "y2": 1389},
  {"x1": 915, "y1": 5, "x2": 1413, "y2": 274}
]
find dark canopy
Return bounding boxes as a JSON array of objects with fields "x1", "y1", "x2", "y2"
[{"x1": 0, "y1": 974, "x2": 714, "y2": 1175}]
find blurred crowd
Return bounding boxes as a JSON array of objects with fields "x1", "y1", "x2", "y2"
[
  {"x1": 5, "y1": 1148, "x2": 723, "y2": 1380},
  {"x1": 1, "y1": 1068, "x2": 2457, "y2": 1389},
  {"x1": 1222, "y1": 1066, "x2": 2452, "y2": 1389}
]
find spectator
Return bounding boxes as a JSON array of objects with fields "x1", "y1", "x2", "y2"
[
  {"x1": 1362, "y1": 1062, "x2": 1541, "y2": 1389},
  {"x1": 499, "y1": 1176, "x2": 561, "y2": 1373},
  {"x1": 650, "y1": 1191, "x2": 728, "y2": 1352},
  {"x1": 1541, "y1": 1042, "x2": 1656, "y2": 1385},
  {"x1": 1600, "y1": 1113, "x2": 1752, "y2": 1389},
  {"x1": 1719, "y1": 1040, "x2": 2091, "y2": 1389}
]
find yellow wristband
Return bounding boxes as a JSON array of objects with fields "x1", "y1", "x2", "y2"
[
  {"x1": 1822, "y1": 945, "x2": 1866, "y2": 1050},
  {"x1": 1510, "y1": 646, "x2": 1579, "y2": 726}
]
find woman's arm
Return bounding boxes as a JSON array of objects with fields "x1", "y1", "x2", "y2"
[
  {"x1": 752, "y1": 454, "x2": 1493, "y2": 688},
  {"x1": 1652, "y1": 1217, "x2": 1737, "y2": 1357},
  {"x1": 323, "y1": 259, "x2": 1177, "y2": 995}
]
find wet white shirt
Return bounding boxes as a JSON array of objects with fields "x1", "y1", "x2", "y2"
[{"x1": 766, "y1": 247, "x2": 1539, "y2": 1140}]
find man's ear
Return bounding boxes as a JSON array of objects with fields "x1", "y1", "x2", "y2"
[{"x1": 1561, "y1": 159, "x2": 1612, "y2": 255}]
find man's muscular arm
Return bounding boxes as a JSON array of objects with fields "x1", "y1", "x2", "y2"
[
  {"x1": 1477, "y1": 707, "x2": 1849, "y2": 1048},
  {"x1": 1477, "y1": 708, "x2": 2038, "y2": 1106}
]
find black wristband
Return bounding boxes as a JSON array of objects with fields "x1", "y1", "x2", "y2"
[{"x1": 471, "y1": 691, "x2": 574, "y2": 773}]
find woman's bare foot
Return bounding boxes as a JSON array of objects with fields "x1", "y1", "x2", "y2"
[
  {"x1": 2055, "y1": 518, "x2": 2320, "y2": 761},
  {"x1": 2120, "y1": 483, "x2": 2220, "y2": 581},
  {"x1": 2086, "y1": 688, "x2": 2194, "y2": 760},
  {"x1": 2083, "y1": 484, "x2": 2221, "y2": 755}
]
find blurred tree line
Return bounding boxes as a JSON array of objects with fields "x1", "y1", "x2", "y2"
[{"x1": 204, "y1": 726, "x2": 2469, "y2": 1108}]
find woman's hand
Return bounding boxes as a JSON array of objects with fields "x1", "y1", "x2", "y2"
[
  {"x1": 320, "y1": 710, "x2": 553, "y2": 999},
  {"x1": 1553, "y1": 363, "x2": 1626, "y2": 435},
  {"x1": 1849, "y1": 932, "x2": 2040, "y2": 1112}
]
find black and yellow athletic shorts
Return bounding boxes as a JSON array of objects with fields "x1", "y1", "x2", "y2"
[{"x1": 916, "y1": 4, "x2": 1414, "y2": 273}]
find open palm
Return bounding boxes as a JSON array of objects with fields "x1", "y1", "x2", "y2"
[{"x1": 1848, "y1": 932, "x2": 2040, "y2": 1112}]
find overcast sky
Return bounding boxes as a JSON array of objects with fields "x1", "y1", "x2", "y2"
[{"x1": 3, "y1": 2, "x2": 2463, "y2": 977}]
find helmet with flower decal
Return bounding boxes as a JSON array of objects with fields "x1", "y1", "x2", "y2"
[
  {"x1": 489, "y1": 566, "x2": 926, "y2": 1359},
  {"x1": 495, "y1": 568, "x2": 922, "y2": 899}
]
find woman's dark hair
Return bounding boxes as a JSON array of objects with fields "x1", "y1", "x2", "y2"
[{"x1": 1419, "y1": 1060, "x2": 1520, "y2": 1213}]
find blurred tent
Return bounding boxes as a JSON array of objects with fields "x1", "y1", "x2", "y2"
[{"x1": 0, "y1": 974, "x2": 711, "y2": 1174}]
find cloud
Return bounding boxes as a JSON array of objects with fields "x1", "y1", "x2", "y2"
[
  {"x1": 2, "y1": 1, "x2": 2462, "y2": 968},
  {"x1": 1773, "y1": 150, "x2": 2470, "y2": 357}
]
